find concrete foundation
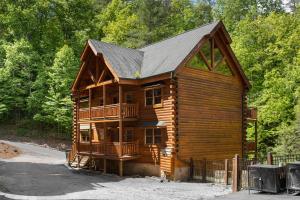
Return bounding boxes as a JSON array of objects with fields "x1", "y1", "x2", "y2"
[{"x1": 124, "y1": 162, "x2": 160, "y2": 177}]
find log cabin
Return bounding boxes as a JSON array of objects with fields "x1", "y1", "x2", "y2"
[{"x1": 68, "y1": 21, "x2": 257, "y2": 180}]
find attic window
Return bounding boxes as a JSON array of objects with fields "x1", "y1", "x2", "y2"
[{"x1": 186, "y1": 38, "x2": 233, "y2": 76}]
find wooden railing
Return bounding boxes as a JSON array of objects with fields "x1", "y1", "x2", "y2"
[
  {"x1": 122, "y1": 103, "x2": 139, "y2": 118},
  {"x1": 79, "y1": 141, "x2": 139, "y2": 157},
  {"x1": 79, "y1": 103, "x2": 138, "y2": 120}
]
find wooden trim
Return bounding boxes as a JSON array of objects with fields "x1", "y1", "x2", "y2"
[
  {"x1": 71, "y1": 61, "x2": 86, "y2": 91},
  {"x1": 214, "y1": 31, "x2": 250, "y2": 88},
  {"x1": 83, "y1": 80, "x2": 114, "y2": 90},
  {"x1": 88, "y1": 69, "x2": 96, "y2": 84},
  {"x1": 98, "y1": 68, "x2": 106, "y2": 84},
  {"x1": 103, "y1": 57, "x2": 119, "y2": 82},
  {"x1": 199, "y1": 50, "x2": 211, "y2": 70},
  {"x1": 175, "y1": 36, "x2": 210, "y2": 75},
  {"x1": 118, "y1": 73, "x2": 171, "y2": 86},
  {"x1": 80, "y1": 42, "x2": 90, "y2": 61}
]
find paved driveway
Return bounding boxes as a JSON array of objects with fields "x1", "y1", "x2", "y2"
[
  {"x1": 215, "y1": 190, "x2": 299, "y2": 200},
  {"x1": 0, "y1": 140, "x2": 230, "y2": 200}
]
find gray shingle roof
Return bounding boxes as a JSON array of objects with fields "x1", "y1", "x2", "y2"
[{"x1": 89, "y1": 21, "x2": 219, "y2": 79}]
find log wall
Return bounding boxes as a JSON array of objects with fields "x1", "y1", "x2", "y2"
[{"x1": 176, "y1": 67, "x2": 244, "y2": 161}]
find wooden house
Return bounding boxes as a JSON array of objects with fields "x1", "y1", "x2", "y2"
[{"x1": 68, "y1": 21, "x2": 257, "y2": 180}]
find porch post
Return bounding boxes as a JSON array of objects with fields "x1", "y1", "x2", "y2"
[
  {"x1": 119, "y1": 160, "x2": 123, "y2": 177},
  {"x1": 89, "y1": 89, "x2": 92, "y2": 169},
  {"x1": 103, "y1": 85, "x2": 106, "y2": 119},
  {"x1": 254, "y1": 120, "x2": 258, "y2": 159},
  {"x1": 76, "y1": 98, "x2": 80, "y2": 153},
  {"x1": 119, "y1": 85, "x2": 123, "y2": 156},
  {"x1": 89, "y1": 88, "x2": 92, "y2": 120},
  {"x1": 119, "y1": 85, "x2": 123, "y2": 176}
]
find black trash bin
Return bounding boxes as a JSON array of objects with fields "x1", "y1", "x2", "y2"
[
  {"x1": 248, "y1": 164, "x2": 286, "y2": 193},
  {"x1": 286, "y1": 162, "x2": 300, "y2": 193}
]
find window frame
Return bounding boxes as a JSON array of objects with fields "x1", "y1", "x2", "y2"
[
  {"x1": 144, "y1": 128, "x2": 162, "y2": 145},
  {"x1": 144, "y1": 86, "x2": 163, "y2": 108}
]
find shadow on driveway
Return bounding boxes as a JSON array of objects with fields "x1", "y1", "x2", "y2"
[{"x1": 0, "y1": 160, "x2": 123, "y2": 196}]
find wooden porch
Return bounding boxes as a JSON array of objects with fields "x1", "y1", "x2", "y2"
[{"x1": 78, "y1": 141, "x2": 140, "y2": 160}]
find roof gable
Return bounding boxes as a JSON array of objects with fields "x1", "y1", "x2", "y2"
[
  {"x1": 139, "y1": 21, "x2": 219, "y2": 78},
  {"x1": 75, "y1": 21, "x2": 250, "y2": 89}
]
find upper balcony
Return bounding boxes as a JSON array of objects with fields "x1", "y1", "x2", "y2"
[{"x1": 79, "y1": 103, "x2": 139, "y2": 121}]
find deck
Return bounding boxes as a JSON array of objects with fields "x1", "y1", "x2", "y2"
[
  {"x1": 77, "y1": 141, "x2": 140, "y2": 160},
  {"x1": 78, "y1": 103, "x2": 138, "y2": 121}
]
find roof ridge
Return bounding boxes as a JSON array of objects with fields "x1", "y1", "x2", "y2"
[
  {"x1": 139, "y1": 21, "x2": 220, "y2": 50},
  {"x1": 89, "y1": 39, "x2": 144, "y2": 54}
]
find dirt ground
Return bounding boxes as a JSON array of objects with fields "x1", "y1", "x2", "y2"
[{"x1": 0, "y1": 142, "x2": 21, "y2": 159}]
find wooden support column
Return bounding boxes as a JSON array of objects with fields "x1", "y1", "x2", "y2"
[
  {"x1": 119, "y1": 85, "x2": 123, "y2": 176},
  {"x1": 232, "y1": 154, "x2": 240, "y2": 192},
  {"x1": 89, "y1": 88, "x2": 92, "y2": 120},
  {"x1": 254, "y1": 120, "x2": 258, "y2": 159},
  {"x1": 89, "y1": 123, "x2": 92, "y2": 170},
  {"x1": 267, "y1": 152, "x2": 273, "y2": 165},
  {"x1": 103, "y1": 85, "x2": 106, "y2": 119},
  {"x1": 76, "y1": 98, "x2": 80, "y2": 153},
  {"x1": 202, "y1": 158, "x2": 206, "y2": 183},
  {"x1": 103, "y1": 159, "x2": 107, "y2": 174},
  {"x1": 119, "y1": 160, "x2": 123, "y2": 176},
  {"x1": 224, "y1": 159, "x2": 229, "y2": 185},
  {"x1": 88, "y1": 89, "x2": 92, "y2": 170},
  {"x1": 119, "y1": 85, "x2": 123, "y2": 156}
]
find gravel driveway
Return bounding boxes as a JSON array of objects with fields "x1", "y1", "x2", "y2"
[{"x1": 0, "y1": 140, "x2": 230, "y2": 200}]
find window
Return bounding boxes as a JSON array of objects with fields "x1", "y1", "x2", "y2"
[
  {"x1": 125, "y1": 129, "x2": 134, "y2": 142},
  {"x1": 145, "y1": 129, "x2": 153, "y2": 144},
  {"x1": 81, "y1": 130, "x2": 90, "y2": 142},
  {"x1": 145, "y1": 88, "x2": 162, "y2": 106},
  {"x1": 145, "y1": 128, "x2": 162, "y2": 145},
  {"x1": 186, "y1": 38, "x2": 233, "y2": 76}
]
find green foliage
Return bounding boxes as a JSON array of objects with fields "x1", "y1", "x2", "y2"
[
  {"x1": 34, "y1": 45, "x2": 78, "y2": 129},
  {"x1": 0, "y1": 0, "x2": 299, "y2": 154},
  {"x1": 232, "y1": 12, "x2": 300, "y2": 155}
]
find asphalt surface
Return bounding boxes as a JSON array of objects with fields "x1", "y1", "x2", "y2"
[
  {"x1": 215, "y1": 190, "x2": 300, "y2": 200},
  {"x1": 1, "y1": 140, "x2": 298, "y2": 200},
  {"x1": 0, "y1": 140, "x2": 230, "y2": 200}
]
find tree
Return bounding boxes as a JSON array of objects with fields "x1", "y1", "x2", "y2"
[
  {"x1": 0, "y1": 39, "x2": 40, "y2": 120},
  {"x1": 100, "y1": 0, "x2": 147, "y2": 48},
  {"x1": 232, "y1": 13, "x2": 300, "y2": 155},
  {"x1": 33, "y1": 45, "x2": 78, "y2": 129}
]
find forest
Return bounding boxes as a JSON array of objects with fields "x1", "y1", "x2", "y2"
[{"x1": 0, "y1": 0, "x2": 299, "y2": 156}]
